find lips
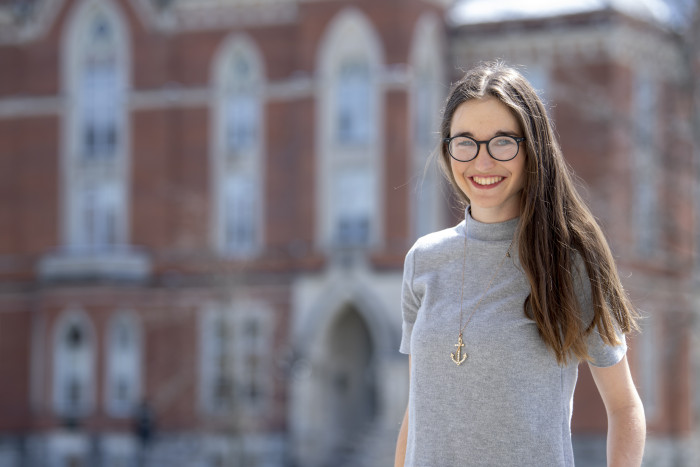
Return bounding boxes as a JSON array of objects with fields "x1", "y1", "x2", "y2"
[{"x1": 471, "y1": 175, "x2": 504, "y2": 186}]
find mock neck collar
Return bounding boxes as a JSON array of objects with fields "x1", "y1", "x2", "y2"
[{"x1": 464, "y1": 206, "x2": 519, "y2": 242}]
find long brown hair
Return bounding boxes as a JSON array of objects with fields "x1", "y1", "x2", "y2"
[{"x1": 438, "y1": 62, "x2": 638, "y2": 365}]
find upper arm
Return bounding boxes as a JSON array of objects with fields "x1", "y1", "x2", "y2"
[
  {"x1": 588, "y1": 355, "x2": 642, "y2": 415},
  {"x1": 400, "y1": 248, "x2": 420, "y2": 355}
]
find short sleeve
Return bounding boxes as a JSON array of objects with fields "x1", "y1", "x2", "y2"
[
  {"x1": 573, "y1": 253, "x2": 627, "y2": 367},
  {"x1": 586, "y1": 326, "x2": 627, "y2": 367},
  {"x1": 399, "y1": 246, "x2": 420, "y2": 354}
]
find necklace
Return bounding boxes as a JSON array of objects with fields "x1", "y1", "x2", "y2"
[{"x1": 450, "y1": 222, "x2": 513, "y2": 366}]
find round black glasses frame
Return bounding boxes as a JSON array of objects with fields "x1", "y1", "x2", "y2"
[{"x1": 444, "y1": 135, "x2": 526, "y2": 162}]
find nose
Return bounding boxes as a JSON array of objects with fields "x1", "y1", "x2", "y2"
[{"x1": 473, "y1": 142, "x2": 496, "y2": 171}]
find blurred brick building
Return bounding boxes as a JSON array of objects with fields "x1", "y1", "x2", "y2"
[
  {"x1": 0, "y1": 0, "x2": 696, "y2": 466},
  {"x1": 0, "y1": 0, "x2": 448, "y2": 465}
]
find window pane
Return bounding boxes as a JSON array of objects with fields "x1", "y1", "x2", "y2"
[
  {"x1": 225, "y1": 176, "x2": 257, "y2": 253},
  {"x1": 336, "y1": 62, "x2": 371, "y2": 145},
  {"x1": 633, "y1": 74, "x2": 658, "y2": 255},
  {"x1": 107, "y1": 316, "x2": 140, "y2": 414},
  {"x1": 80, "y1": 184, "x2": 119, "y2": 248},
  {"x1": 335, "y1": 169, "x2": 372, "y2": 245},
  {"x1": 413, "y1": 70, "x2": 434, "y2": 148},
  {"x1": 56, "y1": 319, "x2": 93, "y2": 416},
  {"x1": 81, "y1": 62, "x2": 119, "y2": 159},
  {"x1": 226, "y1": 94, "x2": 258, "y2": 154},
  {"x1": 70, "y1": 10, "x2": 126, "y2": 251}
]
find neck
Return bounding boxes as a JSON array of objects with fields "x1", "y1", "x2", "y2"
[{"x1": 469, "y1": 205, "x2": 520, "y2": 224}]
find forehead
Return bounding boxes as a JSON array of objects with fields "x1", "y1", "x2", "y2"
[{"x1": 450, "y1": 97, "x2": 521, "y2": 136}]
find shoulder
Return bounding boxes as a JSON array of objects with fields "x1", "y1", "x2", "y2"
[{"x1": 409, "y1": 223, "x2": 463, "y2": 255}]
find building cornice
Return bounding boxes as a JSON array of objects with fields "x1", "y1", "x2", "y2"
[
  {"x1": 128, "y1": 0, "x2": 298, "y2": 33},
  {"x1": 451, "y1": 15, "x2": 682, "y2": 80}
]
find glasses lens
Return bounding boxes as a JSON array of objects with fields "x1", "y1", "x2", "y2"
[
  {"x1": 488, "y1": 136, "x2": 519, "y2": 161},
  {"x1": 449, "y1": 137, "x2": 477, "y2": 161}
]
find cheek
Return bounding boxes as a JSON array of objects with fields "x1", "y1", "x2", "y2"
[
  {"x1": 513, "y1": 161, "x2": 527, "y2": 191},
  {"x1": 450, "y1": 159, "x2": 464, "y2": 181}
]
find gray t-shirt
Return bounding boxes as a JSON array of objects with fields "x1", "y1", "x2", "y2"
[{"x1": 400, "y1": 210, "x2": 626, "y2": 467}]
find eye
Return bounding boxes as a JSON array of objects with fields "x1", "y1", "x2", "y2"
[
  {"x1": 455, "y1": 137, "x2": 476, "y2": 147},
  {"x1": 492, "y1": 136, "x2": 515, "y2": 147}
]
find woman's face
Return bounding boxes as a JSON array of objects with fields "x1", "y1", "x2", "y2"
[{"x1": 448, "y1": 97, "x2": 527, "y2": 223}]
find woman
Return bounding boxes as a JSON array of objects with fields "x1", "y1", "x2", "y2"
[{"x1": 394, "y1": 62, "x2": 645, "y2": 466}]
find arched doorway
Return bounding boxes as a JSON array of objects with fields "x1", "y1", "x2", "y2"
[
  {"x1": 323, "y1": 303, "x2": 377, "y2": 453},
  {"x1": 294, "y1": 302, "x2": 378, "y2": 466},
  {"x1": 290, "y1": 279, "x2": 404, "y2": 467}
]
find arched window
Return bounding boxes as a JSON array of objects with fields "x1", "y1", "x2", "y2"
[
  {"x1": 225, "y1": 54, "x2": 260, "y2": 157},
  {"x1": 80, "y1": 14, "x2": 120, "y2": 161},
  {"x1": 53, "y1": 311, "x2": 95, "y2": 417},
  {"x1": 633, "y1": 72, "x2": 659, "y2": 256},
  {"x1": 410, "y1": 13, "x2": 445, "y2": 239},
  {"x1": 317, "y1": 9, "x2": 383, "y2": 248},
  {"x1": 64, "y1": 2, "x2": 129, "y2": 251},
  {"x1": 212, "y1": 36, "x2": 265, "y2": 258},
  {"x1": 105, "y1": 312, "x2": 141, "y2": 417}
]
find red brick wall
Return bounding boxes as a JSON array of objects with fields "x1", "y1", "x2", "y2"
[{"x1": 0, "y1": 0, "x2": 448, "y2": 443}]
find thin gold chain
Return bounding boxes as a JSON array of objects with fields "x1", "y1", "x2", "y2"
[{"x1": 457, "y1": 224, "x2": 514, "y2": 337}]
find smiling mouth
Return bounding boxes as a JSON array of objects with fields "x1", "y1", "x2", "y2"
[{"x1": 471, "y1": 176, "x2": 504, "y2": 186}]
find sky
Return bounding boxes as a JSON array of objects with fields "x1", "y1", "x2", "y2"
[{"x1": 449, "y1": 0, "x2": 687, "y2": 27}]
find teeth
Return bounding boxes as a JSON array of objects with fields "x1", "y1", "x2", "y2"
[{"x1": 473, "y1": 176, "x2": 503, "y2": 186}]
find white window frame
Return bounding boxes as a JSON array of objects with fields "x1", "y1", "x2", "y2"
[
  {"x1": 316, "y1": 8, "x2": 385, "y2": 250},
  {"x1": 199, "y1": 300, "x2": 273, "y2": 416},
  {"x1": 632, "y1": 71, "x2": 660, "y2": 257},
  {"x1": 210, "y1": 34, "x2": 265, "y2": 259},
  {"x1": 233, "y1": 303, "x2": 273, "y2": 412},
  {"x1": 409, "y1": 12, "x2": 446, "y2": 239},
  {"x1": 61, "y1": 0, "x2": 131, "y2": 252},
  {"x1": 52, "y1": 309, "x2": 96, "y2": 418},
  {"x1": 104, "y1": 310, "x2": 142, "y2": 417},
  {"x1": 334, "y1": 167, "x2": 374, "y2": 246},
  {"x1": 199, "y1": 303, "x2": 235, "y2": 413},
  {"x1": 336, "y1": 61, "x2": 372, "y2": 146}
]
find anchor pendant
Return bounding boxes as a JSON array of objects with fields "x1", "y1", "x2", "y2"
[{"x1": 451, "y1": 334, "x2": 467, "y2": 365}]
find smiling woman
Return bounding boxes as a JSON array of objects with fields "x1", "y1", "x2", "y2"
[
  {"x1": 446, "y1": 97, "x2": 527, "y2": 223},
  {"x1": 394, "y1": 62, "x2": 646, "y2": 467}
]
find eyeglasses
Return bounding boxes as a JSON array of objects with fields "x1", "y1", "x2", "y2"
[{"x1": 444, "y1": 135, "x2": 526, "y2": 162}]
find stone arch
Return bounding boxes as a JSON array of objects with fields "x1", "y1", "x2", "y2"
[
  {"x1": 62, "y1": 0, "x2": 131, "y2": 89},
  {"x1": 295, "y1": 279, "x2": 399, "y2": 359},
  {"x1": 323, "y1": 304, "x2": 377, "y2": 451},
  {"x1": 290, "y1": 277, "x2": 400, "y2": 466}
]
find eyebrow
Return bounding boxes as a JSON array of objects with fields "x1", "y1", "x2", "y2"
[{"x1": 450, "y1": 130, "x2": 520, "y2": 139}]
